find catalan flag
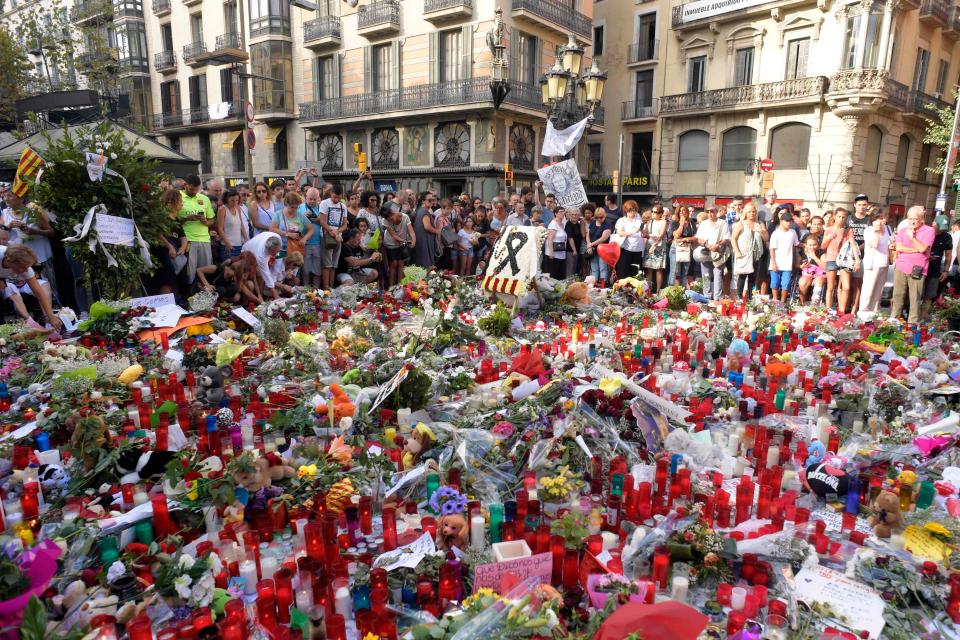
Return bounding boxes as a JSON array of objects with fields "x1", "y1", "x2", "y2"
[{"x1": 11, "y1": 146, "x2": 44, "y2": 198}]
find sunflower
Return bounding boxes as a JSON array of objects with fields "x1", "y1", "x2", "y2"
[{"x1": 924, "y1": 522, "x2": 952, "y2": 539}]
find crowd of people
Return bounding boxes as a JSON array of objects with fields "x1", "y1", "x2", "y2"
[{"x1": 1, "y1": 171, "x2": 957, "y2": 326}]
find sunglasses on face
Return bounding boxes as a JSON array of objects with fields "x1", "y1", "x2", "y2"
[{"x1": 256, "y1": 189, "x2": 266, "y2": 193}]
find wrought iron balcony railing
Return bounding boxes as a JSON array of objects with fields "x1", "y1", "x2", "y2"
[
  {"x1": 303, "y1": 16, "x2": 341, "y2": 43},
  {"x1": 511, "y1": 0, "x2": 591, "y2": 39},
  {"x1": 622, "y1": 100, "x2": 657, "y2": 120},
  {"x1": 908, "y1": 90, "x2": 950, "y2": 120},
  {"x1": 182, "y1": 41, "x2": 206, "y2": 62},
  {"x1": 358, "y1": 1, "x2": 401, "y2": 30},
  {"x1": 660, "y1": 76, "x2": 826, "y2": 115},
  {"x1": 154, "y1": 50, "x2": 177, "y2": 71},
  {"x1": 215, "y1": 32, "x2": 243, "y2": 50},
  {"x1": 152, "y1": 0, "x2": 171, "y2": 13},
  {"x1": 70, "y1": 0, "x2": 112, "y2": 23},
  {"x1": 152, "y1": 101, "x2": 243, "y2": 129},
  {"x1": 920, "y1": 0, "x2": 950, "y2": 24},
  {"x1": 424, "y1": 0, "x2": 473, "y2": 12}
]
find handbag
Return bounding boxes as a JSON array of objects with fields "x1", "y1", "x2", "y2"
[
  {"x1": 279, "y1": 215, "x2": 307, "y2": 256},
  {"x1": 751, "y1": 227, "x2": 765, "y2": 262},
  {"x1": 441, "y1": 226, "x2": 459, "y2": 248},
  {"x1": 675, "y1": 243, "x2": 692, "y2": 263},
  {"x1": 836, "y1": 238, "x2": 856, "y2": 270},
  {"x1": 694, "y1": 246, "x2": 713, "y2": 263}
]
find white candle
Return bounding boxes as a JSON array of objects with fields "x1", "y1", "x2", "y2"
[
  {"x1": 259, "y1": 555, "x2": 278, "y2": 581},
  {"x1": 239, "y1": 560, "x2": 258, "y2": 595},
  {"x1": 470, "y1": 515, "x2": 486, "y2": 549},
  {"x1": 334, "y1": 585, "x2": 352, "y2": 618},
  {"x1": 766, "y1": 445, "x2": 780, "y2": 469},
  {"x1": 133, "y1": 490, "x2": 149, "y2": 506},
  {"x1": 670, "y1": 576, "x2": 689, "y2": 603},
  {"x1": 128, "y1": 408, "x2": 140, "y2": 429},
  {"x1": 295, "y1": 587, "x2": 313, "y2": 611},
  {"x1": 731, "y1": 586, "x2": 747, "y2": 610},
  {"x1": 853, "y1": 420, "x2": 864, "y2": 433},
  {"x1": 727, "y1": 434, "x2": 740, "y2": 456},
  {"x1": 733, "y1": 457, "x2": 747, "y2": 477},
  {"x1": 889, "y1": 534, "x2": 905, "y2": 550},
  {"x1": 601, "y1": 531, "x2": 618, "y2": 550}
]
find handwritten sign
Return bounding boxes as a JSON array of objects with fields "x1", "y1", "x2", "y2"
[
  {"x1": 144, "y1": 304, "x2": 187, "y2": 328},
  {"x1": 903, "y1": 524, "x2": 951, "y2": 562},
  {"x1": 95, "y1": 213, "x2": 135, "y2": 246},
  {"x1": 128, "y1": 294, "x2": 176, "y2": 309},
  {"x1": 473, "y1": 552, "x2": 552, "y2": 593},
  {"x1": 810, "y1": 507, "x2": 873, "y2": 536},
  {"x1": 231, "y1": 307, "x2": 261, "y2": 331},
  {"x1": 537, "y1": 159, "x2": 587, "y2": 209},
  {"x1": 482, "y1": 225, "x2": 546, "y2": 296},
  {"x1": 794, "y1": 566, "x2": 886, "y2": 639},
  {"x1": 631, "y1": 385, "x2": 692, "y2": 424}
]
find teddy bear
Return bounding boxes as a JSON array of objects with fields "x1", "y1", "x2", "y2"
[
  {"x1": 435, "y1": 513, "x2": 469, "y2": 551},
  {"x1": 402, "y1": 423, "x2": 437, "y2": 470},
  {"x1": 195, "y1": 365, "x2": 233, "y2": 407},
  {"x1": 868, "y1": 490, "x2": 903, "y2": 538}
]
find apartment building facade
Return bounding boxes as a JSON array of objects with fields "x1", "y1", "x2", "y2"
[
  {"x1": 2, "y1": 0, "x2": 596, "y2": 195},
  {"x1": 657, "y1": 0, "x2": 960, "y2": 216}
]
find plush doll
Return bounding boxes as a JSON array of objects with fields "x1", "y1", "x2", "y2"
[
  {"x1": 68, "y1": 413, "x2": 109, "y2": 471},
  {"x1": 805, "y1": 440, "x2": 826, "y2": 467},
  {"x1": 116, "y1": 448, "x2": 177, "y2": 486},
  {"x1": 196, "y1": 365, "x2": 233, "y2": 407},
  {"x1": 561, "y1": 281, "x2": 591, "y2": 306},
  {"x1": 435, "y1": 513, "x2": 469, "y2": 551},
  {"x1": 402, "y1": 423, "x2": 437, "y2": 470},
  {"x1": 868, "y1": 490, "x2": 903, "y2": 538}
]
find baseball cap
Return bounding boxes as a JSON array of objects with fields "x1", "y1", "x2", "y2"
[
  {"x1": 779, "y1": 210, "x2": 793, "y2": 223},
  {"x1": 854, "y1": 194, "x2": 869, "y2": 202},
  {"x1": 935, "y1": 213, "x2": 950, "y2": 230}
]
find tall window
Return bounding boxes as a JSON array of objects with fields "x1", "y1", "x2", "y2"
[
  {"x1": 678, "y1": 130, "x2": 708, "y2": 171},
  {"x1": 161, "y1": 24, "x2": 173, "y2": 51},
  {"x1": 120, "y1": 76, "x2": 152, "y2": 128},
  {"x1": 273, "y1": 129, "x2": 288, "y2": 170},
  {"x1": 439, "y1": 29, "x2": 461, "y2": 83},
  {"x1": 631, "y1": 132, "x2": 653, "y2": 182},
  {"x1": 636, "y1": 13, "x2": 656, "y2": 61},
  {"x1": 935, "y1": 59, "x2": 949, "y2": 97},
  {"x1": 190, "y1": 14, "x2": 203, "y2": 43},
  {"x1": 116, "y1": 22, "x2": 148, "y2": 71},
  {"x1": 220, "y1": 68, "x2": 240, "y2": 102},
  {"x1": 864, "y1": 125, "x2": 883, "y2": 173},
  {"x1": 769, "y1": 123, "x2": 811, "y2": 170},
  {"x1": 372, "y1": 43, "x2": 391, "y2": 92},
  {"x1": 918, "y1": 143, "x2": 934, "y2": 181},
  {"x1": 720, "y1": 126, "x2": 756, "y2": 171},
  {"x1": 914, "y1": 48, "x2": 930, "y2": 92},
  {"x1": 249, "y1": 0, "x2": 290, "y2": 37},
  {"x1": 223, "y1": 1, "x2": 238, "y2": 33},
  {"x1": 593, "y1": 25, "x2": 604, "y2": 56},
  {"x1": 160, "y1": 80, "x2": 180, "y2": 113},
  {"x1": 785, "y1": 38, "x2": 809, "y2": 80},
  {"x1": 843, "y1": 12, "x2": 881, "y2": 69},
  {"x1": 894, "y1": 134, "x2": 911, "y2": 178},
  {"x1": 517, "y1": 32, "x2": 537, "y2": 85},
  {"x1": 199, "y1": 133, "x2": 212, "y2": 173},
  {"x1": 688, "y1": 56, "x2": 706, "y2": 92},
  {"x1": 189, "y1": 74, "x2": 208, "y2": 109},
  {"x1": 317, "y1": 0, "x2": 336, "y2": 15},
  {"x1": 734, "y1": 47, "x2": 754, "y2": 86},
  {"x1": 587, "y1": 143, "x2": 601, "y2": 175},
  {"x1": 251, "y1": 40, "x2": 293, "y2": 112},
  {"x1": 232, "y1": 134, "x2": 245, "y2": 172},
  {"x1": 314, "y1": 56, "x2": 335, "y2": 101},
  {"x1": 635, "y1": 69, "x2": 653, "y2": 107}
]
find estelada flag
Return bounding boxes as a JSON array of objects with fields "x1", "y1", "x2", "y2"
[{"x1": 11, "y1": 146, "x2": 44, "y2": 197}]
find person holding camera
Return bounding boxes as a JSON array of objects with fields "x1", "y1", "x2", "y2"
[
  {"x1": 383, "y1": 206, "x2": 415, "y2": 288},
  {"x1": 336, "y1": 228, "x2": 381, "y2": 286}
]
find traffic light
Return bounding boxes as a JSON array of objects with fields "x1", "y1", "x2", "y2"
[{"x1": 504, "y1": 163, "x2": 513, "y2": 188}]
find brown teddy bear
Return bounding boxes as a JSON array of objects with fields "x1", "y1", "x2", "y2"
[
  {"x1": 435, "y1": 513, "x2": 469, "y2": 551},
  {"x1": 868, "y1": 490, "x2": 903, "y2": 538}
]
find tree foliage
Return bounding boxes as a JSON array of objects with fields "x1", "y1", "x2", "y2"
[
  {"x1": 0, "y1": 24, "x2": 33, "y2": 123},
  {"x1": 29, "y1": 121, "x2": 173, "y2": 299},
  {"x1": 923, "y1": 94, "x2": 957, "y2": 180}
]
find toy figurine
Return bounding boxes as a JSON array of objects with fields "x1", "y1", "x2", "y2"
[
  {"x1": 805, "y1": 440, "x2": 826, "y2": 467},
  {"x1": 402, "y1": 423, "x2": 437, "y2": 470},
  {"x1": 435, "y1": 513, "x2": 469, "y2": 551},
  {"x1": 868, "y1": 490, "x2": 903, "y2": 538}
]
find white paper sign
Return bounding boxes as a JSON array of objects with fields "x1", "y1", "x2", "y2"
[
  {"x1": 95, "y1": 213, "x2": 135, "y2": 247},
  {"x1": 128, "y1": 294, "x2": 176, "y2": 309},
  {"x1": 231, "y1": 307, "x2": 261, "y2": 330},
  {"x1": 85, "y1": 152, "x2": 107, "y2": 182},
  {"x1": 793, "y1": 566, "x2": 886, "y2": 639},
  {"x1": 537, "y1": 159, "x2": 587, "y2": 209},
  {"x1": 482, "y1": 225, "x2": 546, "y2": 295},
  {"x1": 373, "y1": 532, "x2": 436, "y2": 571},
  {"x1": 144, "y1": 304, "x2": 187, "y2": 328}
]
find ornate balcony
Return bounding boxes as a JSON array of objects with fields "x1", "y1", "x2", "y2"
[
  {"x1": 183, "y1": 0, "x2": 202, "y2": 7},
  {"x1": 77, "y1": 49, "x2": 119, "y2": 72},
  {"x1": 827, "y1": 68, "x2": 909, "y2": 117},
  {"x1": 628, "y1": 41, "x2": 658, "y2": 65},
  {"x1": 299, "y1": 77, "x2": 545, "y2": 124},
  {"x1": 153, "y1": 0, "x2": 171, "y2": 16},
  {"x1": 70, "y1": 0, "x2": 112, "y2": 25},
  {"x1": 511, "y1": 0, "x2": 591, "y2": 42},
  {"x1": 622, "y1": 100, "x2": 657, "y2": 121},
  {"x1": 152, "y1": 101, "x2": 243, "y2": 131},
  {"x1": 907, "y1": 90, "x2": 950, "y2": 120},
  {"x1": 193, "y1": 33, "x2": 248, "y2": 65},
  {"x1": 303, "y1": 16, "x2": 342, "y2": 51},
  {"x1": 945, "y1": 5, "x2": 960, "y2": 40},
  {"x1": 154, "y1": 50, "x2": 177, "y2": 73},
  {"x1": 182, "y1": 41, "x2": 207, "y2": 67},
  {"x1": 424, "y1": 0, "x2": 473, "y2": 24},
  {"x1": 357, "y1": 0, "x2": 400, "y2": 39},
  {"x1": 920, "y1": 0, "x2": 949, "y2": 26},
  {"x1": 660, "y1": 76, "x2": 826, "y2": 117}
]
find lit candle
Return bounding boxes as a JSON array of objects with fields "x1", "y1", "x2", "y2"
[
  {"x1": 295, "y1": 586, "x2": 313, "y2": 611},
  {"x1": 259, "y1": 555, "x2": 278, "y2": 582},
  {"x1": 730, "y1": 586, "x2": 747, "y2": 610},
  {"x1": 470, "y1": 514, "x2": 485, "y2": 550},
  {"x1": 671, "y1": 576, "x2": 689, "y2": 603},
  {"x1": 239, "y1": 559, "x2": 258, "y2": 595}
]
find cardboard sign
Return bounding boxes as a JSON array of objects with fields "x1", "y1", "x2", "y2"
[
  {"x1": 231, "y1": 307, "x2": 261, "y2": 331},
  {"x1": 482, "y1": 225, "x2": 546, "y2": 296},
  {"x1": 95, "y1": 213, "x2": 135, "y2": 246},
  {"x1": 128, "y1": 294, "x2": 176, "y2": 309},
  {"x1": 473, "y1": 552, "x2": 552, "y2": 592},
  {"x1": 537, "y1": 159, "x2": 587, "y2": 209},
  {"x1": 793, "y1": 566, "x2": 886, "y2": 639}
]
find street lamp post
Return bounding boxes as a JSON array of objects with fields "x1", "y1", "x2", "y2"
[{"x1": 540, "y1": 35, "x2": 607, "y2": 133}]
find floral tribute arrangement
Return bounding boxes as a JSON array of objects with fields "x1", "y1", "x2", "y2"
[{"x1": 0, "y1": 270, "x2": 958, "y2": 640}]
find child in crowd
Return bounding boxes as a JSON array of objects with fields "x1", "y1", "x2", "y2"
[{"x1": 768, "y1": 210, "x2": 799, "y2": 303}]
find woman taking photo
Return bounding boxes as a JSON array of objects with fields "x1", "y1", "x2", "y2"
[
  {"x1": 643, "y1": 207, "x2": 668, "y2": 292},
  {"x1": 731, "y1": 201, "x2": 767, "y2": 298},
  {"x1": 216, "y1": 190, "x2": 249, "y2": 259},
  {"x1": 614, "y1": 201, "x2": 645, "y2": 280},
  {"x1": 545, "y1": 207, "x2": 571, "y2": 280},
  {"x1": 383, "y1": 206, "x2": 415, "y2": 287},
  {"x1": 248, "y1": 182, "x2": 275, "y2": 235},
  {"x1": 672, "y1": 207, "x2": 697, "y2": 287}
]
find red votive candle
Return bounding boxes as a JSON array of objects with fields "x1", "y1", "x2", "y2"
[{"x1": 652, "y1": 545, "x2": 670, "y2": 589}]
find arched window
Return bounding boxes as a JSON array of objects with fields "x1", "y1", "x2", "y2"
[
  {"x1": 678, "y1": 130, "x2": 709, "y2": 171},
  {"x1": 720, "y1": 126, "x2": 756, "y2": 171},
  {"x1": 769, "y1": 123, "x2": 811, "y2": 170},
  {"x1": 894, "y1": 134, "x2": 911, "y2": 178},
  {"x1": 864, "y1": 125, "x2": 883, "y2": 173}
]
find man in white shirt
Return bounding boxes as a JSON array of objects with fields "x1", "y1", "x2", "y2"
[
  {"x1": 695, "y1": 207, "x2": 731, "y2": 300},
  {"x1": 768, "y1": 210, "x2": 799, "y2": 303},
  {"x1": 505, "y1": 202, "x2": 531, "y2": 226},
  {"x1": 318, "y1": 184, "x2": 350, "y2": 290},
  {"x1": 242, "y1": 232, "x2": 284, "y2": 299}
]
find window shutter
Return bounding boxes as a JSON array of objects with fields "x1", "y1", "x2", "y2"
[
  {"x1": 429, "y1": 31, "x2": 438, "y2": 84},
  {"x1": 333, "y1": 53, "x2": 342, "y2": 98},
  {"x1": 461, "y1": 25, "x2": 472, "y2": 80},
  {"x1": 509, "y1": 27, "x2": 518, "y2": 82},
  {"x1": 312, "y1": 57, "x2": 320, "y2": 101},
  {"x1": 797, "y1": 39, "x2": 809, "y2": 78},
  {"x1": 392, "y1": 40, "x2": 401, "y2": 91},
  {"x1": 363, "y1": 45, "x2": 372, "y2": 93},
  {"x1": 532, "y1": 37, "x2": 542, "y2": 86}
]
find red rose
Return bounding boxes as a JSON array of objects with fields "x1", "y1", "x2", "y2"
[{"x1": 141, "y1": 183, "x2": 151, "y2": 193}]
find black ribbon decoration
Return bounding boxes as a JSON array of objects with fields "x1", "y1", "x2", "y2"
[{"x1": 492, "y1": 230, "x2": 528, "y2": 276}]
